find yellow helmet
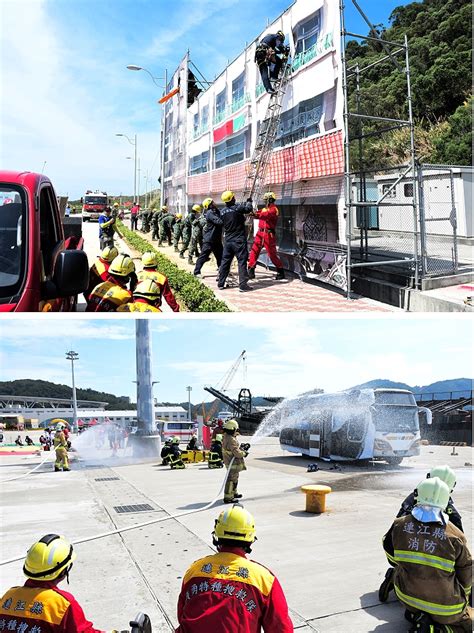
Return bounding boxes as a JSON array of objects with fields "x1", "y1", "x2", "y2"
[
  {"x1": 176, "y1": 213, "x2": 183, "y2": 219},
  {"x1": 221, "y1": 191, "x2": 235, "y2": 203},
  {"x1": 133, "y1": 279, "x2": 161, "y2": 302},
  {"x1": 113, "y1": 202, "x2": 119, "y2": 207},
  {"x1": 277, "y1": 30, "x2": 285, "y2": 39},
  {"x1": 142, "y1": 251, "x2": 158, "y2": 268},
  {"x1": 161, "y1": 205, "x2": 168, "y2": 211},
  {"x1": 100, "y1": 245, "x2": 119, "y2": 262},
  {"x1": 109, "y1": 254, "x2": 135, "y2": 277},
  {"x1": 215, "y1": 434, "x2": 223, "y2": 443},
  {"x1": 263, "y1": 191, "x2": 276, "y2": 201},
  {"x1": 50, "y1": 419, "x2": 67, "y2": 427},
  {"x1": 214, "y1": 505, "x2": 256, "y2": 543},
  {"x1": 202, "y1": 198, "x2": 213, "y2": 210},
  {"x1": 223, "y1": 419, "x2": 239, "y2": 432},
  {"x1": 428, "y1": 465, "x2": 456, "y2": 492},
  {"x1": 172, "y1": 436, "x2": 180, "y2": 444},
  {"x1": 416, "y1": 478, "x2": 450, "y2": 509},
  {"x1": 192, "y1": 204, "x2": 202, "y2": 212},
  {"x1": 23, "y1": 534, "x2": 76, "y2": 581}
]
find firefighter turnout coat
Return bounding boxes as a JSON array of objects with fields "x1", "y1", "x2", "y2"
[
  {"x1": 383, "y1": 514, "x2": 472, "y2": 629},
  {"x1": 176, "y1": 546, "x2": 293, "y2": 633},
  {"x1": 222, "y1": 434, "x2": 246, "y2": 473},
  {"x1": 86, "y1": 281, "x2": 132, "y2": 312},
  {"x1": 0, "y1": 580, "x2": 104, "y2": 632}
]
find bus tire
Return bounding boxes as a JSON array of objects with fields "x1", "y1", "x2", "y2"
[{"x1": 386, "y1": 456, "x2": 403, "y2": 466}]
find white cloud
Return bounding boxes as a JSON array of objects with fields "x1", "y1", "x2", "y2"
[{"x1": 0, "y1": 319, "x2": 134, "y2": 343}]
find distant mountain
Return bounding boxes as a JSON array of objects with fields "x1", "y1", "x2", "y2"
[
  {"x1": 350, "y1": 378, "x2": 472, "y2": 399},
  {"x1": 0, "y1": 379, "x2": 135, "y2": 411}
]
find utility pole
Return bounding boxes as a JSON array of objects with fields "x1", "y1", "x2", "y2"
[
  {"x1": 65, "y1": 350, "x2": 79, "y2": 433},
  {"x1": 137, "y1": 157, "x2": 141, "y2": 206}
]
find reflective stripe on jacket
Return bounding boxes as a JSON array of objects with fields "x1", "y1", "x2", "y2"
[
  {"x1": 86, "y1": 281, "x2": 131, "y2": 312},
  {"x1": 383, "y1": 515, "x2": 472, "y2": 623},
  {"x1": 138, "y1": 269, "x2": 180, "y2": 312},
  {"x1": 222, "y1": 434, "x2": 246, "y2": 472}
]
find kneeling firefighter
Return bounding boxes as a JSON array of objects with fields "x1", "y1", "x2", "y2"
[
  {"x1": 169, "y1": 436, "x2": 186, "y2": 469},
  {"x1": 176, "y1": 505, "x2": 293, "y2": 632},
  {"x1": 222, "y1": 419, "x2": 249, "y2": 503},
  {"x1": 161, "y1": 438, "x2": 173, "y2": 465},
  {"x1": 208, "y1": 433, "x2": 223, "y2": 469}
]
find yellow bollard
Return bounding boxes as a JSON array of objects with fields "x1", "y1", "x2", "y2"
[{"x1": 301, "y1": 484, "x2": 332, "y2": 514}]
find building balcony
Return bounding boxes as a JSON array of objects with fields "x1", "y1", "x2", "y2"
[
  {"x1": 212, "y1": 93, "x2": 251, "y2": 127},
  {"x1": 291, "y1": 32, "x2": 335, "y2": 73}
]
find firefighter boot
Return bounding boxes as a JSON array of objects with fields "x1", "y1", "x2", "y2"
[
  {"x1": 275, "y1": 268, "x2": 286, "y2": 280},
  {"x1": 223, "y1": 479, "x2": 236, "y2": 503},
  {"x1": 247, "y1": 267, "x2": 255, "y2": 280}
]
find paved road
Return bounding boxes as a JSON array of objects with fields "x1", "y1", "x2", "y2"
[
  {"x1": 1, "y1": 439, "x2": 471, "y2": 632},
  {"x1": 78, "y1": 219, "x2": 173, "y2": 312}
]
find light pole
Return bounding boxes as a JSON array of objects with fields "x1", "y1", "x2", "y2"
[
  {"x1": 186, "y1": 386, "x2": 192, "y2": 422},
  {"x1": 65, "y1": 350, "x2": 79, "y2": 433},
  {"x1": 126, "y1": 65, "x2": 165, "y2": 90},
  {"x1": 116, "y1": 133, "x2": 137, "y2": 203},
  {"x1": 137, "y1": 158, "x2": 141, "y2": 206}
]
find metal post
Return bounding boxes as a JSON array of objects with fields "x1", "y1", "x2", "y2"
[
  {"x1": 186, "y1": 386, "x2": 192, "y2": 422},
  {"x1": 160, "y1": 69, "x2": 168, "y2": 206},
  {"x1": 405, "y1": 35, "x2": 419, "y2": 288},
  {"x1": 340, "y1": 0, "x2": 353, "y2": 299},
  {"x1": 137, "y1": 158, "x2": 141, "y2": 206},
  {"x1": 65, "y1": 350, "x2": 79, "y2": 433},
  {"x1": 449, "y1": 169, "x2": 459, "y2": 272},
  {"x1": 134, "y1": 134, "x2": 137, "y2": 204},
  {"x1": 416, "y1": 165, "x2": 428, "y2": 276}
]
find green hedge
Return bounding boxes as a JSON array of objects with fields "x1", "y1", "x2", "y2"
[{"x1": 117, "y1": 221, "x2": 230, "y2": 312}]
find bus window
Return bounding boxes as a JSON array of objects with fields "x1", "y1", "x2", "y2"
[{"x1": 375, "y1": 392, "x2": 416, "y2": 405}]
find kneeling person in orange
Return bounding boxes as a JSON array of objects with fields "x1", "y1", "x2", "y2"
[
  {"x1": 176, "y1": 505, "x2": 293, "y2": 633},
  {"x1": 84, "y1": 245, "x2": 118, "y2": 300},
  {"x1": 86, "y1": 254, "x2": 135, "y2": 312},
  {"x1": 0, "y1": 534, "x2": 105, "y2": 632},
  {"x1": 137, "y1": 251, "x2": 180, "y2": 312},
  {"x1": 117, "y1": 279, "x2": 162, "y2": 313},
  {"x1": 248, "y1": 192, "x2": 285, "y2": 280}
]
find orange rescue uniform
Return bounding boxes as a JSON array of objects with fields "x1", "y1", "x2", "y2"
[{"x1": 86, "y1": 280, "x2": 132, "y2": 312}]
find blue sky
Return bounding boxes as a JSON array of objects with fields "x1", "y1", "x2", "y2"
[
  {"x1": 1, "y1": 0, "x2": 415, "y2": 199},
  {"x1": 0, "y1": 316, "x2": 471, "y2": 404}
]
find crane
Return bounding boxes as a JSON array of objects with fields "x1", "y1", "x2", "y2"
[{"x1": 202, "y1": 350, "x2": 246, "y2": 421}]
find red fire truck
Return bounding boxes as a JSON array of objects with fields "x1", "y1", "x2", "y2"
[{"x1": 82, "y1": 190, "x2": 108, "y2": 221}]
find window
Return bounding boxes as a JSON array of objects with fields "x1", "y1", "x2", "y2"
[
  {"x1": 382, "y1": 184, "x2": 396, "y2": 199},
  {"x1": 294, "y1": 11, "x2": 321, "y2": 55},
  {"x1": 215, "y1": 89, "x2": 226, "y2": 118},
  {"x1": 193, "y1": 113, "x2": 199, "y2": 135},
  {"x1": 404, "y1": 183, "x2": 414, "y2": 198},
  {"x1": 201, "y1": 105, "x2": 209, "y2": 129},
  {"x1": 232, "y1": 72, "x2": 245, "y2": 107},
  {"x1": 189, "y1": 151, "x2": 210, "y2": 176},
  {"x1": 275, "y1": 94, "x2": 323, "y2": 148},
  {"x1": 214, "y1": 130, "x2": 248, "y2": 169},
  {"x1": 0, "y1": 184, "x2": 26, "y2": 299},
  {"x1": 39, "y1": 186, "x2": 60, "y2": 278}
]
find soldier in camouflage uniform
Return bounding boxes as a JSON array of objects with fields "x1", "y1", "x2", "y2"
[
  {"x1": 188, "y1": 210, "x2": 204, "y2": 264},
  {"x1": 180, "y1": 205, "x2": 201, "y2": 260},
  {"x1": 158, "y1": 206, "x2": 174, "y2": 246},
  {"x1": 151, "y1": 208, "x2": 161, "y2": 241},
  {"x1": 172, "y1": 213, "x2": 184, "y2": 251}
]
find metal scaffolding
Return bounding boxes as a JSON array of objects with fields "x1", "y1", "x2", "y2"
[{"x1": 340, "y1": 0, "x2": 419, "y2": 299}]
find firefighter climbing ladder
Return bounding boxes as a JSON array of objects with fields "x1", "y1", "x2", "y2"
[{"x1": 241, "y1": 54, "x2": 291, "y2": 204}]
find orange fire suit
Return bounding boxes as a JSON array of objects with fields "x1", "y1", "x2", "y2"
[
  {"x1": 176, "y1": 546, "x2": 293, "y2": 633},
  {"x1": 85, "y1": 258, "x2": 111, "y2": 300},
  {"x1": 0, "y1": 580, "x2": 104, "y2": 632},
  {"x1": 248, "y1": 203, "x2": 283, "y2": 270},
  {"x1": 86, "y1": 280, "x2": 132, "y2": 312},
  {"x1": 117, "y1": 300, "x2": 161, "y2": 313},
  {"x1": 138, "y1": 268, "x2": 180, "y2": 312},
  {"x1": 383, "y1": 514, "x2": 472, "y2": 631}
]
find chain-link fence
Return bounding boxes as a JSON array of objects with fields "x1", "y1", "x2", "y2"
[{"x1": 418, "y1": 164, "x2": 461, "y2": 277}]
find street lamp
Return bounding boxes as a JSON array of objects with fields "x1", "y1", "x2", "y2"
[
  {"x1": 126, "y1": 65, "x2": 165, "y2": 89},
  {"x1": 65, "y1": 350, "x2": 79, "y2": 433},
  {"x1": 116, "y1": 133, "x2": 137, "y2": 203},
  {"x1": 186, "y1": 386, "x2": 192, "y2": 422}
]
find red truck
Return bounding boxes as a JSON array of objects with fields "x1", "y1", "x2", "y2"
[{"x1": 0, "y1": 170, "x2": 89, "y2": 312}]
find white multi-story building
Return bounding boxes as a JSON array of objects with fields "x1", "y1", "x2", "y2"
[{"x1": 161, "y1": 0, "x2": 345, "y2": 282}]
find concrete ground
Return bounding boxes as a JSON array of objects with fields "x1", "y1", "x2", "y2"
[{"x1": 1, "y1": 437, "x2": 472, "y2": 632}]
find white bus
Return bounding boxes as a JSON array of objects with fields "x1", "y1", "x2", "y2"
[
  {"x1": 279, "y1": 388, "x2": 425, "y2": 465},
  {"x1": 156, "y1": 420, "x2": 196, "y2": 442}
]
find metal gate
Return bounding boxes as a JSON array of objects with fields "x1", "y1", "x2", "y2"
[{"x1": 417, "y1": 164, "x2": 459, "y2": 277}]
